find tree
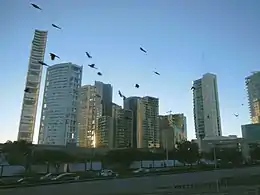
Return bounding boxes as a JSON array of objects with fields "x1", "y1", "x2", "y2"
[
  {"x1": 2, "y1": 140, "x2": 33, "y2": 173},
  {"x1": 176, "y1": 141, "x2": 199, "y2": 166}
]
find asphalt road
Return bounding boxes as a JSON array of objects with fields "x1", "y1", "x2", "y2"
[{"x1": 1, "y1": 166, "x2": 260, "y2": 195}]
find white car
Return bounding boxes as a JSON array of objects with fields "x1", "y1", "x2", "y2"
[
  {"x1": 98, "y1": 169, "x2": 119, "y2": 177},
  {"x1": 51, "y1": 173, "x2": 79, "y2": 181},
  {"x1": 133, "y1": 168, "x2": 150, "y2": 173},
  {"x1": 40, "y1": 173, "x2": 53, "y2": 180}
]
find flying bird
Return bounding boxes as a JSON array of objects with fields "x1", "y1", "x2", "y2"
[
  {"x1": 191, "y1": 86, "x2": 195, "y2": 90},
  {"x1": 140, "y1": 47, "x2": 147, "y2": 53},
  {"x1": 118, "y1": 90, "x2": 123, "y2": 98},
  {"x1": 153, "y1": 71, "x2": 160, "y2": 75},
  {"x1": 135, "y1": 84, "x2": 140, "y2": 88},
  {"x1": 207, "y1": 115, "x2": 210, "y2": 119},
  {"x1": 49, "y1": 53, "x2": 60, "y2": 60},
  {"x1": 24, "y1": 87, "x2": 31, "y2": 93},
  {"x1": 52, "y1": 24, "x2": 62, "y2": 30},
  {"x1": 97, "y1": 72, "x2": 102, "y2": 76},
  {"x1": 241, "y1": 104, "x2": 244, "y2": 106},
  {"x1": 31, "y1": 3, "x2": 42, "y2": 10},
  {"x1": 234, "y1": 114, "x2": 239, "y2": 117},
  {"x1": 88, "y1": 64, "x2": 97, "y2": 69},
  {"x1": 86, "y1": 52, "x2": 92, "y2": 58},
  {"x1": 38, "y1": 61, "x2": 49, "y2": 67}
]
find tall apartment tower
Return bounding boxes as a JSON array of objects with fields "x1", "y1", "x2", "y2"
[
  {"x1": 193, "y1": 73, "x2": 222, "y2": 140},
  {"x1": 77, "y1": 85, "x2": 96, "y2": 148},
  {"x1": 137, "y1": 96, "x2": 160, "y2": 148},
  {"x1": 246, "y1": 71, "x2": 260, "y2": 124},
  {"x1": 18, "y1": 30, "x2": 48, "y2": 142},
  {"x1": 94, "y1": 81, "x2": 113, "y2": 117},
  {"x1": 38, "y1": 63, "x2": 82, "y2": 146},
  {"x1": 124, "y1": 96, "x2": 140, "y2": 148},
  {"x1": 112, "y1": 103, "x2": 133, "y2": 149},
  {"x1": 94, "y1": 81, "x2": 113, "y2": 148}
]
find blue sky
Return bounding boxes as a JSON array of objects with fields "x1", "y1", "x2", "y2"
[{"x1": 0, "y1": 0, "x2": 259, "y2": 143}]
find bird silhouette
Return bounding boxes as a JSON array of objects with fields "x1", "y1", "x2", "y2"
[
  {"x1": 88, "y1": 64, "x2": 97, "y2": 69},
  {"x1": 140, "y1": 47, "x2": 147, "y2": 53},
  {"x1": 49, "y1": 53, "x2": 60, "y2": 61},
  {"x1": 31, "y1": 3, "x2": 42, "y2": 10},
  {"x1": 97, "y1": 72, "x2": 102, "y2": 76},
  {"x1": 38, "y1": 61, "x2": 49, "y2": 66},
  {"x1": 153, "y1": 71, "x2": 160, "y2": 75},
  {"x1": 52, "y1": 24, "x2": 62, "y2": 30},
  {"x1": 135, "y1": 84, "x2": 140, "y2": 88},
  {"x1": 86, "y1": 52, "x2": 92, "y2": 58},
  {"x1": 24, "y1": 87, "x2": 31, "y2": 93}
]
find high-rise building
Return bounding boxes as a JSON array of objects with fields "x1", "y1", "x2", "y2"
[
  {"x1": 38, "y1": 63, "x2": 82, "y2": 146},
  {"x1": 96, "y1": 116, "x2": 113, "y2": 148},
  {"x1": 17, "y1": 30, "x2": 47, "y2": 142},
  {"x1": 94, "y1": 81, "x2": 113, "y2": 147},
  {"x1": 159, "y1": 113, "x2": 187, "y2": 150},
  {"x1": 193, "y1": 73, "x2": 222, "y2": 140},
  {"x1": 159, "y1": 115, "x2": 175, "y2": 151},
  {"x1": 94, "y1": 81, "x2": 112, "y2": 117},
  {"x1": 171, "y1": 113, "x2": 187, "y2": 142},
  {"x1": 246, "y1": 72, "x2": 260, "y2": 124},
  {"x1": 137, "y1": 96, "x2": 160, "y2": 148},
  {"x1": 112, "y1": 103, "x2": 133, "y2": 149},
  {"x1": 124, "y1": 96, "x2": 140, "y2": 148},
  {"x1": 77, "y1": 85, "x2": 96, "y2": 148}
]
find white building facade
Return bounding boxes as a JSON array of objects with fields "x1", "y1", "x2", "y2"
[
  {"x1": 193, "y1": 73, "x2": 222, "y2": 140},
  {"x1": 18, "y1": 30, "x2": 48, "y2": 142},
  {"x1": 38, "y1": 63, "x2": 82, "y2": 146}
]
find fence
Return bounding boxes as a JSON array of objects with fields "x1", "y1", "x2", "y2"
[{"x1": 0, "y1": 162, "x2": 102, "y2": 176}]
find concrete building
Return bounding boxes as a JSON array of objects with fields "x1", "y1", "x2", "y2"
[
  {"x1": 242, "y1": 123, "x2": 260, "y2": 142},
  {"x1": 77, "y1": 85, "x2": 97, "y2": 148},
  {"x1": 112, "y1": 103, "x2": 133, "y2": 148},
  {"x1": 246, "y1": 72, "x2": 260, "y2": 124},
  {"x1": 38, "y1": 63, "x2": 82, "y2": 146},
  {"x1": 94, "y1": 81, "x2": 112, "y2": 117},
  {"x1": 17, "y1": 30, "x2": 48, "y2": 142},
  {"x1": 96, "y1": 116, "x2": 113, "y2": 148},
  {"x1": 124, "y1": 96, "x2": 140, "y2": 148},
  {"x1": 193, "y1": 73, "x2": 222, "y2": 142},
  {"x1": 159, "y1": 114, "x2": 187, "y2": 151},
  {"x1": 137, "y1": 96, "x2": 160, "y2": 148},
  {"x1": 94, "y1": 81, "x2": 113, "y2": 147},
  {"x1": 159, "y1": 115, "x2": 175, "y2": 151},
  {"x1": 171, "y1": 113, "x2": 187, "y2": 143}
]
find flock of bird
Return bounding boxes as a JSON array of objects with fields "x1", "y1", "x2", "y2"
[
  {"x1": 26, "y1": 3, "x2": 243, "y2": 119},
  {"x1": 28, "y1": 3, "x2": 161, "y2": 102}
]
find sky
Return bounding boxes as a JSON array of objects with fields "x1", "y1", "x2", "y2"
[{"x1": 0, "y1": 0, "x2": 260, "y2": 143}]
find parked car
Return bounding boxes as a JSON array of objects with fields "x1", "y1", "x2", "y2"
[
  {"x1": 98, "y1": 169, "x2": 119, "y2": 177},
  {"x1": 133, "y1": 168, "x2": 150, "y2": 173},
  {"x1": 40, "y1": 173, "x2": 53, "y2": 181},
  {"x1": 51, "y1": 173, "x2": 80, "y2": 181}
]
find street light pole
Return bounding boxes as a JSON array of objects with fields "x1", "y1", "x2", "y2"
[{"x1": 213, "y1": 146, "x2": 217, "y2": 169}]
